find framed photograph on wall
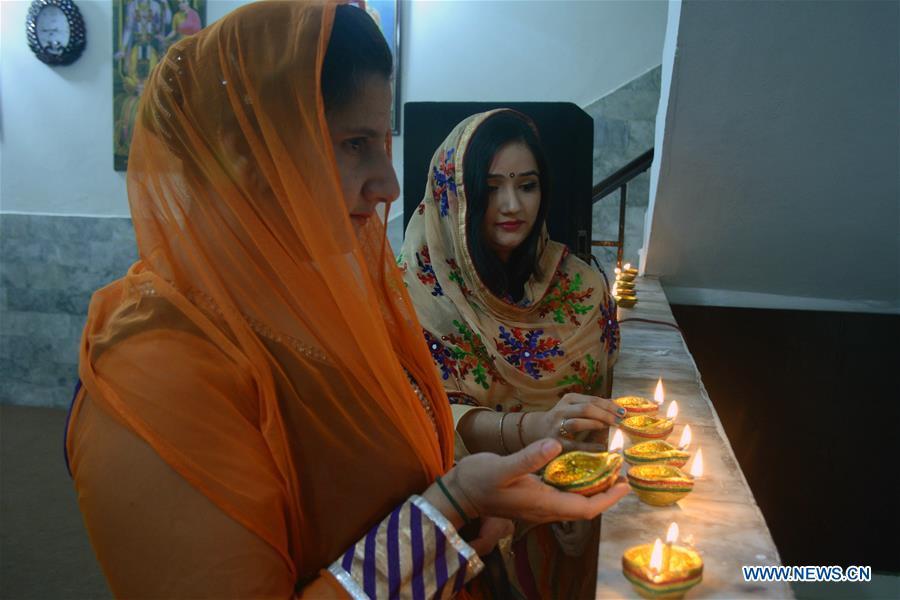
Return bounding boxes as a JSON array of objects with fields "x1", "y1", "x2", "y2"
[
  {"x1": 113, "y1": 0, "x2": 207, "y2": 171},
  {"x1": 364, "y1": 0, "x2": 401, "y2": 135}
]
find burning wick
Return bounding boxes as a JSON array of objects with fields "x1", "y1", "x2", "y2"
[
  {"x1": 664, "y1": 522, "x2": 679, "y2": 572},
  {"x1": 665, "y1": 400, "x2": 679, "y2": 421},
  {"x1": 654, "y1": 378, "x2": 664, "y2": 405},
  {"x1": 689, "y1": 447, "x2": 704, "y2": 478},
  {"x1": 649, "y1": 538, "x2": 664, "y2": 576},
  {"x1": 609, "y1": 428, "x2": 625, "y2": 453},
  {"x1": 678, "y1": 424, "x2": 692, "y2": 450}
]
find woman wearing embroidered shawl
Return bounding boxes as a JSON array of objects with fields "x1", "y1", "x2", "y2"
[
  {"x1": 65, "y1": 3, "x2": 629, "y2": 599},
  {"x1": 401, "y1": 110, "x2": 623, "y2": 599}
]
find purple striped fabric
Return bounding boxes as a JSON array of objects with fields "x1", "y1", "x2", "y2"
[
  {"x1": 409, "y1": 502, "x2": 426, "y2": 600},
  {"x1": 386, "y1": 506, "x2": 401, "y2": 598},
  {"x1": 363, "y1": 523, "x2": 378, "y2": 597},
  {"x1": 452, "y1": 552, "x2": 468, "y2": 593},
  {"x1": 432, "y1": 522, "x2": 449, "y2": 595},
  {"x1": 341, "y1": 546, "x2": 354, "y2": 574}
]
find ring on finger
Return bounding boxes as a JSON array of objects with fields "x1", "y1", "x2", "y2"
[{"x1": 559, "y1": 417, "x2": 574, "y2": 440}]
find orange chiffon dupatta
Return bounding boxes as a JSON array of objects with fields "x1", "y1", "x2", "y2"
[{"x1": 66, "y1": 1, "x2": 454, "y2": 596}]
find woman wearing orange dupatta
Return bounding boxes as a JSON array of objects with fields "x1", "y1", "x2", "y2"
[
  {"x1": 65, "y1": 2, "x2": 629, "y2": 599},
  {"x1": 401, "y1": 111, "x2": 623, "y2": 599}
]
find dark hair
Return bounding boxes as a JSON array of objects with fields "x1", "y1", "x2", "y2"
[
  {"x1": 321, "y1": 4, "x2": 393, "y2": 113},
  {"x1": 464, "y1": 112, "x2": 551, "y2": 302}
]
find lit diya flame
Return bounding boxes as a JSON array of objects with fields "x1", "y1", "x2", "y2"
[
  {"x1": 666, "y1": 522, "x2": 679, "y2": 544},
  {"x1": 678, "y1": 425, "x2": 692, "y2": 450},
  {"x1": 666, "y1": 400, "x2": 679, "y2": 421},
  {"x1": 689, "y1": 447, "x2": 704, "y2": 478},
  {"x1": 649, "y1": 538, "x2": 664, "y2": 574},
  {"x1": 609, "y1": 428, "x2": 625, "y2": 453},
  {"x1": 654, "y1": 378, "x2": 665, "y2": 405},
  {"x1": 665, "y1": 522, "x2": 679, "y2": 571}
]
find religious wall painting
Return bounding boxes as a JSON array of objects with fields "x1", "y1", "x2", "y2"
[{"x1": 113, "y1": 0, "x2": 206, "y2": 171}]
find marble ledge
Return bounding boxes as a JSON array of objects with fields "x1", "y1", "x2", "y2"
[{"x1": 599, "y1": 276, "x2": 791, "y2": 599}]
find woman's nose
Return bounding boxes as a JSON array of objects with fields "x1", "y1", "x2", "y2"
[
  {"x1": 364, "y1": 153, "x2": 400, "y2": 207},
  {"x1": 498, "y1": 186, "x2": 522, "y2": 213}
]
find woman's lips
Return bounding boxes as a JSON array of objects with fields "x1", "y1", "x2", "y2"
[{"x1": 496, "y1": 220, "x2": 525, "y2": 231}]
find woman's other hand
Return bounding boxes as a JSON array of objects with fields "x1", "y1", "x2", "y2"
[
  {"x1": 522, "y1": 393, "x2": 625, "y2": 451},
  {"x1": 447, "y1": 439, "x2": 629, "y2": 525}
]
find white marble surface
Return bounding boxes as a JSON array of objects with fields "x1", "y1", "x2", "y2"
[{"x1": 596, "y1": 277, "x2": 792, "y2": 599}]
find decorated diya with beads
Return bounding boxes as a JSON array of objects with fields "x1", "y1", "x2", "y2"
[
  {"x1": 626, "y1": 464, "x2": 694, "y2": 506},
  {"x1": 622, "y1": 540, "x2": 703, "y2": 599},
  {"x1": 625, "y1": 441, "x2": 691, "y2": 468},
  {"x1": 614, "y1": 395, "x2": 659, "y2": 418},
  {"x1": 621, "y1": 415, "x2": 674, "y2": 444},
  {"x1": 542, "y1": 451, "x2": 623, "y2": 496}
]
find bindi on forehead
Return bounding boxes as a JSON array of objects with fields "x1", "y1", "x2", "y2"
[{"x1": 487, "y1": 169, "x2": 540, "y2": 180}]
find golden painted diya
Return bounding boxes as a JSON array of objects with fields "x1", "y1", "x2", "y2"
[
  {"x1": 622, "y1": 542, "x2": 703, "y2": 599},
  {"x1": 624, "y1": 441, "x2": 690, "y2": 468},
  {"x1": 615, "y1": 295, "x2": 637, "y2": 308},
  {"x1": 621, "y1": 414, "x2": 674, "y2": 444},
  {"x1": 614, "y1": 395, "x2": 659, "y2": 418},
  {"x1": 627, "y1": 464, "x2": 694, "y2": 506},
  {"x1": 542, "y1": 451, "x2": 623, "y2": 496},
  {"x1": 616, "y1": 269, "x2": 637, "y2": 283}
]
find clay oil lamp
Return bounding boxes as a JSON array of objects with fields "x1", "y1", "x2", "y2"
[
  {"x1": 612, "y1": 281, "x2": 637, "y2": 308},
  {"x1": 625, "y1": 425, "x2": 692, "y2": 468},
  {"x1": 614, "y1": 395, "x2": 659, "y2": 419},
  {"x1": 627, "y1": 446, "x2": 704, "y2": 507},
  {"x1": 542, "y1": 451, "x2": 623, "y2": 496},
  {"x1": 622, "y1": 522, "x2": 703, "y2": 598},
  {"x1": 621, "y1": 386, "x2": 677, "y2": 445}
]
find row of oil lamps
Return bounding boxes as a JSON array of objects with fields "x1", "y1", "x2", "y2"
[
  {"x1": 612, "y1": 263, "x2": 639, "y2": 307},
  {"x1": 542, "y1": 378, "x2": 706, "y2": 598}
]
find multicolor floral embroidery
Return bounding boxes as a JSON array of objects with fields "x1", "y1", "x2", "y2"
[
  {"x1": 424, "y1": 322, "x2": 502, "y2": 390},
  {"x1": 415, "y1": 246, "x2": 443, "y2": 297},
  {"x1": 425, "y1": 330, "x2": 456, "y2": 380},
  {"x1": 539, "y1": 270, "x2": 594, "y2": 326},
  {"x1": 560, "y1": 354, "x2": 604, "y2": 395},
  {"x1": 598, "y1": 295, "x2": 620, "y2": 354},
  {"x1": 495, "y1": 326, "x2": 564, "y2": 380},
  {"x1": 446, "y1": 320, "x2": 503, "y2": 390},
  {"x1": 432, "y1": 147, "x2": 457, "y2": 217},
  {"x1": 446, "y1": 258, "x2": 473, "y2": 298},
  {"x1": 396, "y1": 252, "x2": 408, "y2": 274}
]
